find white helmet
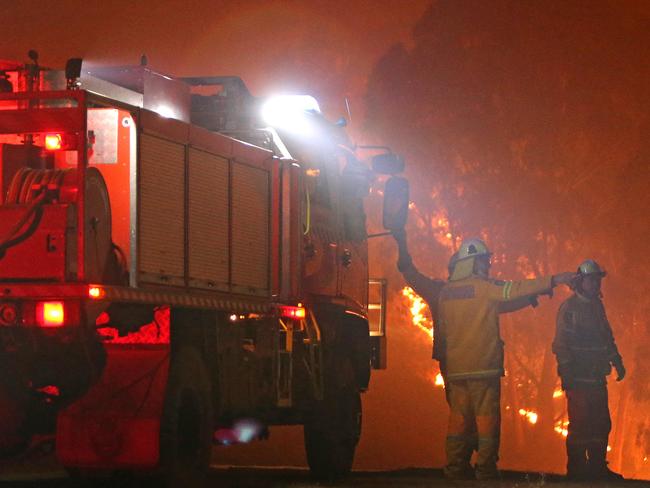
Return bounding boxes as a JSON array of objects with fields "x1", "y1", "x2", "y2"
[{"x1": 456, "y1": 238, "x2": 491, "y2": 262}]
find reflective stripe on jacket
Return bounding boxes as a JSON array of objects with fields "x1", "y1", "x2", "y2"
[{"x1": 438, "y1": 275, "x2": 553, "y2": 381}]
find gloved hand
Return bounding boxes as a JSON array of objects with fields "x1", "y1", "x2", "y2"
[
  {"x1": 612, "y1": 357, "x2": 626, "y2": 381},
  {"x1": 552, "y1": 272, "x2": 579, "y2": 287}
]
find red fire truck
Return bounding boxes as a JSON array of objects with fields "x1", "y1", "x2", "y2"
[{"x1": 0, "y1": 54, "x2": 403, "y2": 484}]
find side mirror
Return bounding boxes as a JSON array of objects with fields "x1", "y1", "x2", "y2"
[
  {"x1": 383, "y1": 176, "x2": 409, "y2": 231},
  {"x1": 371, "y1": 153, "x2": 404, "y2": 175}
]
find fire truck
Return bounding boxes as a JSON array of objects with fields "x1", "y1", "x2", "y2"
[{"x1": 0, "y1": 53, "x2": 404, "y2": 484}]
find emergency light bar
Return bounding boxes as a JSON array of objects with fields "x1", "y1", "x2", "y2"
[{"x1": 279, "y1": 305, "x2": 306, "y2": 320}]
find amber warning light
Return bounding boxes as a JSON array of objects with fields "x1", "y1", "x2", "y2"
[
  {"x1": 44, "y1": 134, "x2": 62, "y2": 151},
  {"x1": 36, "y1": 301, "x2": 65, "y2": 327},
  {"x1": 44, "y1": 133, "x2": 77, "y2": 151},
  {"x1": 88, "y1": 286, "x2": 105, "y2": 299}
]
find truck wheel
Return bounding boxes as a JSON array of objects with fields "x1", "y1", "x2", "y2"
[
  {"x1": 304, "y1": 386, "x2": 361, "y2": 480},
  {"x1": 159, "y1": 347, "x2": 213, "y2": 488}
]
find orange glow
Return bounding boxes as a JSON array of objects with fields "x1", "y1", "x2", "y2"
[
  {"x1": 434, "y1": 373, "x2": 445, "y2": 387},
  {"x1": 553, "y1": 388, "x2": 564, "y2": 398},
  {"x1": 37, "y1": 301, "x2": 64, "y2": 327},
  {"x1": 88, "y1": 286, "x2": 105, "y2": 299},
  {"x1": 44, "y1": 133, "x2": 62, "y2": 150}
]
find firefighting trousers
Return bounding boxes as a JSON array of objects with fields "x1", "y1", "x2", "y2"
[
  {"x1": 445, "y1": 378, "x2": 500, "y2": 477},
  {"x1": 565, "y1": 385, "x2": 611, "y2": 473}
]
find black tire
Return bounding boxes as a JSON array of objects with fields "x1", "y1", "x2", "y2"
[
  {"x1": 304, "y1": 386, "x2": 362, "y2": 481},
  {"x1": 66, "y1": 468, "x2": 131, "y2": 488},
  {"x1": 159, "y1": 347, "x2": 213, "y2": 488}
]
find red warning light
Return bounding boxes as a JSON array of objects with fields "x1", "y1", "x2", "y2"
[
  {"x1": 279, "y1": 305, "x2": 306, "y2": 319},
  {"x1": 36, "y1": 301, "x2": 65, "y2": 327}
]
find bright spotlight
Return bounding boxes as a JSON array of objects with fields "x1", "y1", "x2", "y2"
[{"x1": 261, "y1": 95, "x2": 320, "y2": 133}]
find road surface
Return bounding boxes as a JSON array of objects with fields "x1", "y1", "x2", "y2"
[{"x1": 0, "y1": 465, "x2": 647, "y2": 487}]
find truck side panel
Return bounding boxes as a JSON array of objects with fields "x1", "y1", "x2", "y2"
[
  {"x1": 139, "y1": 134, "x2": 186, "y2": 286},
  {"x1": 188, "y1": 148, "x2": 229, "y2": 291},
  {"x1": 231, "y1": 162, "x2": 269, "y2": 295}
]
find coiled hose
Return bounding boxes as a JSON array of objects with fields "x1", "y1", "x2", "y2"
[{"x1": 0, "y1": 168, "x2": 71, "y2": 258}]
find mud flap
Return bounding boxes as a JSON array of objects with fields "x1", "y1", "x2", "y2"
[{"x1": 56, "y1": 344, "x2": 170, "y2": 469}]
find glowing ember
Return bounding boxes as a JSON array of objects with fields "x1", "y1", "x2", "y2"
[
  {"x1": 553, "y1": 388, "x2": 563, "y2": 398},
  {"x1": 435, "y1": 373, "x2": 445, "y2": 387},
  {"x1": 518, "y1": 408, "x2": 538, "y2": 425}
]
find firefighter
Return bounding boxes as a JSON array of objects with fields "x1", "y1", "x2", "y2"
[
  {"x1": 437, "y1": 238, "x2": 575, "y2": 480},
  {"x1": 552, "y1": 259, "x2": 625, "y2": 481},
  {"x1": 393, "y1": 232, "x2": 543, "y2": 467}
]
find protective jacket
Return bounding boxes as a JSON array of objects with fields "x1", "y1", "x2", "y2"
[
  {"x1": 552, "y1": 293, "x2": 621, "y2": 388},
  {"x1": 437, "y1": 275, "x2": 553, "y2": 381}
]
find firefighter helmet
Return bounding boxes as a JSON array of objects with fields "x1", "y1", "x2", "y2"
[
  {"x1": 577, "y1": 259, "x2": 606, "y2": 278},
  {"x1": 456, "y1": 238, "x2": 491, "y2": 262}
]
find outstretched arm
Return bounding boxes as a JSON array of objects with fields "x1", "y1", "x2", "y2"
[
  {"x1": 498, "y1": 295, "x2": 538, "y2": 314},
  {"x1": 487, "y1": 272, "x2": 577, "y2": 304}
]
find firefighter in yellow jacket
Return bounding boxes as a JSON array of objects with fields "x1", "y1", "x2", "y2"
[{"x1": 438, "y1": 238, "x2": 575, "y2": 480}]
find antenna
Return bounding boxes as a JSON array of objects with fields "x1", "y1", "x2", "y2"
[{"x1": 344, "y1": 97, "x2": 352, "y2": 121}]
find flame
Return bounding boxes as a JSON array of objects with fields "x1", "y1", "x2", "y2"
[
  {"x1": 553, "y1": 388, "x2": 564, "y2": 398},
  {"x1": 402, "y1": 287, "x2": 447, "y2": 388},
  {"x1": 554, "y1": 419, "x2": 569, "y2": 437},
  {"x1": 518, "y1": 408, "x2": 538, "y2": 425},
  {"x1": 402, "y1": 287, "x2": 433, "y2": 338}
]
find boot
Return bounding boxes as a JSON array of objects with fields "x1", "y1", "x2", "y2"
[
  {"x1": 587, "y1": 442, "x2": 624, "y2": 481},
  {"x1": 566, "y1": 442, "x2": 589, "y2": 481}
]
